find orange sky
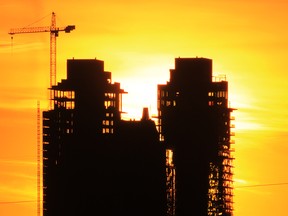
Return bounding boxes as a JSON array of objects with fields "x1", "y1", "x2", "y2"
[{"x1": 1, "y1": 0, "x2": 288, "y2": 215}]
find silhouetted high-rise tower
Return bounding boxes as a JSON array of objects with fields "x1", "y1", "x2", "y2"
[
  {"x1": 158, "y1": 58, "x2": 235, "y2": 216},
  {"x1": 42, "y1": 57, "x2": 234, "y2": 216},
  {"x1": 42, "y1": 59, "x2": 166, "y2": 216}
]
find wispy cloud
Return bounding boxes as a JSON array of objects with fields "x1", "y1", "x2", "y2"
[
  {"x1": 0, "y1": 86, "x2": 47, "y2": 110},
  {"x1": 0, "y1": 158, "x2": 37, "y2": 202},
  {"x1": 0, "y1": 159, "x2": 36, "y2": 166},
  {"x1": 0, "y1": 36, "x2": 45, "y2": 53},
  {"x1": 0, "y1": 43, "x2": 12, "y2": 48}
]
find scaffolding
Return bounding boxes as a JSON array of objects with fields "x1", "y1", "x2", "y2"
[
  {"x1": 157, "y1": 58, "x2": 235, "y2": 216},
  {"x1": 207, "y1": 113, "x2": 235, "y2": 215},
  {"x1": 42, "y1": 59, "x2": 133, "y2": 216},
  {"x1": 166, "y1": 149, "x2": 176, "y2": 216},
  {"x1": 207, "y1": 137, "x2": 234, "y2": 215},
  {"x1": 207, "y1": 80, "x2": 235, "y2": 216}
]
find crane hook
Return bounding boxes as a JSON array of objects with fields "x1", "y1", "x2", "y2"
[{"x1": 10, "y1": 36, "x2": 13, "y2": 55}]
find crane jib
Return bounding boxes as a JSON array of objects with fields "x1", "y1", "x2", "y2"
[
  {"x1": 8, "y1": 12, "x2": 75, "y2": 110},
  {"x1": 8, "y1": 25, "x2": 75, "y2": 35}
]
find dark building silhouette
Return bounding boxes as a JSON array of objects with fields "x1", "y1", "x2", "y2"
[
  {"x1": 158, "y1": 57, "x2": 235, "y2": 216},
  {"x1": 42, "y1": 57, "x2": 235, "y2": 216},
  {"x1": 42, "y1": 59, "x2": 166, "y2": 216}
]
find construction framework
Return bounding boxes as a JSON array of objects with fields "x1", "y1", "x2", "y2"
[
  {"x1": 206, "y1": 78, "x2": 235, "y2": 216},
  {"x1": 157, "y1": 58, "x2": 235, "y2": 216},
  {"x1": 9, "y1": 12, "x2": 75, "y2": 108},
  {"x1": 42, "y1": 59, "x2": 166, "y2": 216},
  {"x1": 40, "y1": 57, "x2": 235, "y2": 216}
]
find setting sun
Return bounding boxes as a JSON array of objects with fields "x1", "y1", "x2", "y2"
[{"x1": 1, "y1": 0, "x2": 288, "y2": 215}]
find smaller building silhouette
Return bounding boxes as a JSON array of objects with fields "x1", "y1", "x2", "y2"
[{"x1": 42, "y1": 59, "x2": 166, "y2": 216}]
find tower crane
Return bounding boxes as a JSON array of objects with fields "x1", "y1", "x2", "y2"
[
  {"x1": 8, "y1": 12, "x2": 75, "y2": 95},
  {"x1": 9, "y1": 14, "x2": 74, "y2": 216}
]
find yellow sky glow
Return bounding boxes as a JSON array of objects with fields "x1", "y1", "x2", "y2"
[{"x1": 1, "y1": 1, "x2": 288, "y2": 215}]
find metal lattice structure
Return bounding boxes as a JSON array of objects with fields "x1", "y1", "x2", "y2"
[
  {"x1": 157, "y1": 58, "x2": 235, "y2": 216},
  {"x1": 37, "y1": 101, "x2": 42, "y2": 216},
  {"x1": 8, "y1": 12, "x2": 75, "y2": 108},
  {"x1": 207, "y1": 85, "x2": 235, "y2": 215}
]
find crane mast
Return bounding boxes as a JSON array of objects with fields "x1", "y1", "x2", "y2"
[
  {"x1": 8, "y1": 12, "x2": 75, "y2": 100},
  {"x1": 50, "y1": 12, "x2": 57, "y2": 91}
]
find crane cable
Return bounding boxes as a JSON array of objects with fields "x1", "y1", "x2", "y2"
[
  {"x1": 235, "y1": 182, "x2": 288, "y2": 188},
  {"x1": 24, "y1": 13, "x2": 51, "y2": 28},
  {"x1": 10, "y1": 36, "x2": 13, "y2": 55}
]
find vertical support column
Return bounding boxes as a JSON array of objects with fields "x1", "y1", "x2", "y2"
[
  {"x1": 37, "y1": 101, "x2": 42, "y2": 216},
  {"x1": 50, "y1": 12, "x2": 57, "y2": 109}
]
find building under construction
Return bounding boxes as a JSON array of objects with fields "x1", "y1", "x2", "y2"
[
  {"x1": 42, "y1": 59, "x2": 166, "y2": 216},
  {"x1": 158, "y1": 57, "x2": 235, "y2": 216},
  {"x1": 42, "y1": 57, "x2": 235, "y2": 216}
]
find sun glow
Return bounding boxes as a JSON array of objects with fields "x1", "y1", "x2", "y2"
[
  {"x1": 118, "y1": 63, "x2": 170, "y2": 120},
  {"x1": 1, "y1": 0, "x2": 288, "y2": 216}
]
